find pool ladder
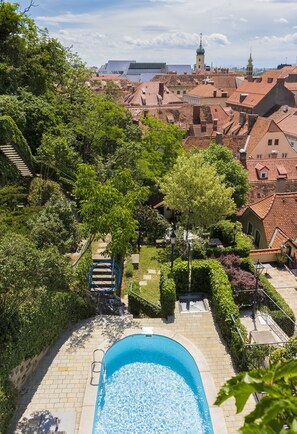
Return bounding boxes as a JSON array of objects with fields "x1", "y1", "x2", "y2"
[{"x1": 91, "y1": 349, "x2": 106, "y2": 386}]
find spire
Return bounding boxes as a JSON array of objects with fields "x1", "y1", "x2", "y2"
[
  {"x1": 246, "y1": 51, "x2": 253, "y2": 79},
  {"x1": 196, "y1": 33, "x2": 205, "y2": 55}
]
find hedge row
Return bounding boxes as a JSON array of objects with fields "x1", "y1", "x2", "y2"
[
  {"x1": 160, "y1": 264, "x2": 176, "y2": 317},
  {"x1": 0, "y1": 290, "x2": 94, "y2": 433},
  {"x1": 128, "y1": 282, "x2": 162, "y2": 318},
  {"x1": 260, "y1": 275, "x2": 295, "y2": 337},
  {"x1": 168, "y1": 260, "x2": 248, "y2": 367}
]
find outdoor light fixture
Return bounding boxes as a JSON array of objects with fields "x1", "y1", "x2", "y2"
[
  {"x1": 170, "y1": 227, "x2": 176, "y2": 271},
  {"x1": 252, "y1": 260, "x2": 265, "y2": 322}
]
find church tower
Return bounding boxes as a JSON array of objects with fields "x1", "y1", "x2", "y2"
[
  {"x1": 246, "y1": 53, "x2": 253, "y2": 80},
  {"x1": 196, "y1": 33, "x2": 205, "y2": 71}
]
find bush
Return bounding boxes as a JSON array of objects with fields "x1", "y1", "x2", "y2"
[
  {"x1": 260, "y1": 275, "x2": 295, "y2": 337},
  {"x1": 125, "y1": 261, "x2": 134, "y2": 278},
  {"x1": 170, "y1": 259, "x2": 248, "y2": 368},
  {"x1": 0, "y1": 289, "x2": 94, "y2": 433},
  {"x1": 73, "y1": 244, "x2": 93, "y2": 294},
  {"x1": 128, "y1": 282, "x2": 161, "y2": 318},
  {"x1": 209, "y1": 220, "x2": 238, "y2": 245},
  {"x1": 160, "y1": 264, "x2": 176, "y2": 317}
]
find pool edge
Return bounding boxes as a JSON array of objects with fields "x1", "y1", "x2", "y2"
[{"x1": 78, "y1": 328, "x2": 228, "y2": 434}]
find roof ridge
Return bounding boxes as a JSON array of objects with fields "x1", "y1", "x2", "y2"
[{"x1": 263, "y1": 194, "x2": 277, "y2": 219}]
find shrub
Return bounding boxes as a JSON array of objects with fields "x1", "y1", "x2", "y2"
[
  {"x1": 128, "y1": 282, "x2": 161, "y2": 318},
  {"x1": 259, "y1": 275, "x2": 295, "y2": 337},
  {"x1": 160, "y1": 264, "x2": 176, "y2": 317},
  {"x1": 209, "y1": 220, "x2": 238, "y2": 245},
  {"x1": 73, "y1": 244, "x2": 93, "y2": 294},
  {"x1": 125, "y1": 261, "x2": 134, "y2": 278}
]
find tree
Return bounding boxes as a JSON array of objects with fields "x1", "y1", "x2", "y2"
[
  {"x1": 215, "y1": 359, "x2": 297, "y2": 433},
  {"x1": 201, "y1": 143, "x2": 250, "y2": 208},
  {"x1": 29, "y1": 196, "x2": 79, "y2": 253},
  {"x1": 74, "y1": 164, "x2": 149, "y2": 261},
  {"x1": 140, "y1": 115, "x2": 184, "y2": 182},
  {"x1": 160, "y1": 153, "x2": 236, "y2": 229}
]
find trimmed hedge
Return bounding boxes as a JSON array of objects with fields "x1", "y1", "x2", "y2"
[
  {"x1": 128, "y1": 282, "x2": 162, "y2": 318},
  {"x1": 260, "y1": 274, "x2": 295, "y2": 337},
  {"x1": 160, "y1": 264, "x2": 176, "y2": 317},
  {"x1": 0, "y1": 290, "x2": 94, "y2": 433},
  {"x1": 167, "y1": 259, "x2": 248, "y2": 367}
]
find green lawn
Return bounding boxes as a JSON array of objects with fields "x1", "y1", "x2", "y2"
[{"x1": 123, "y1": 245, "x2": 163, "y2": 305}]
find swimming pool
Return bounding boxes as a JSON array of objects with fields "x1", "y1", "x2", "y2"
[{"x1": 92, "y1": 334, "x2": 214, "y2": 434}]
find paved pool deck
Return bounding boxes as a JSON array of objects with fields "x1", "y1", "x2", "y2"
[{"x1": 9, "y1": 303, "x2": 256, "y2": 434}]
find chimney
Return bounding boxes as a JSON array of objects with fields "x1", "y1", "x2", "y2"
[
  {"x1": 215, "y1": 132, "x2": 223, "y2": 144},
  {"x1": 213, "y1": 119, "x2": 218, "y2": 131},
  {"x1": 247, "y1": 114, "x2": 258, "y2": 131},
  {"x1": 193, "y1": 106, "x2": 200, "y2": 124},
  {"x1": 213, "y1": 90, "x2": 217, "y2": 97},
  {"x1": 276, "y1": 178, "x2": 286, "y2": 193},
  {"x1": 159, "y1": 82, "x2": 164, "y2": 98},
  {"x1": 239, "y1": 149, "x2": 247, "y2": 163},
  {"x1": 201, "y1": 120, "x2": 207, "y2": 133},
  {"x1": 239, "y1": 112, "x2": 246, "y2": 125}
]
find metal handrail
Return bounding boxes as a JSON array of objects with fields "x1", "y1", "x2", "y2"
[{"x1": 129, "y1": 284, "x2": 161, "y2": 310}]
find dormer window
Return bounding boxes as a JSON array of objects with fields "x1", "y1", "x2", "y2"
[{"x1": 261, "y1": 172, "x2": 267, "y2": 179}]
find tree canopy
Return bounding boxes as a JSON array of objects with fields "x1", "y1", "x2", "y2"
[
  {"x1": 160, "y1": 153, "x2": 236, "y2": 229},
  {"x1": 200, "y1": 143, "x2": 250, "y2": 208}
]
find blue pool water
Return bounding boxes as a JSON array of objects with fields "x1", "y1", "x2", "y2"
[{"x1": 92, "y1": 334, "x2": 214, "y2": 434}]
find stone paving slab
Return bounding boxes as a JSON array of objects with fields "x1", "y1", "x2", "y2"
[
  {"x1": 148, "y1": 269, "x2": 157, "y2": 274},
  {"x1": 139, "y1": 280, "x2": 147, "y2": 286},
  {"x1": 10, "y1": 310, "x2": 255, "y2": 434},
  {"x1": 143, "y1": 274, "x2": 152, "y2": 280}
]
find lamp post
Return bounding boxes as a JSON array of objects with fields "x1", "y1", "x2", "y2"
[
  {"x1": 233, "y1": 224, "x2": 238, "y2": 244},
  {"x1": 170, "y1": 227, "x2": 176, "y2": 271},
  {"x1": 252, "y1": 260, "x2": 264, "y2": 323},
  {"x1": 186, "y1": 239, "x2": 193, "y2": 311}
]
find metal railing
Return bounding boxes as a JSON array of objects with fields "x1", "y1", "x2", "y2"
[{"x1": 129, "y1": 283, "x2": 161, "y2": 311}]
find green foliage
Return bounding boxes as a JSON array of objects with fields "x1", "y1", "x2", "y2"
[
  {"x1": 140, "y1": 115, "x2": 184, "y2": 182},
  {"x1": 201, "y1": 143, "x2": 250, "y2": 208},
  {"x1": 0, "y1": 115, "x2": 34, "y2": 168},
  {"x1": 128, "y1": 282, "x2": 161, "y2": 317},
  {"x1": 0, "y1": 153, "x2": 22, "y2": 185},
  {"x1": 125, "y1": 262, "x2": 134, "y2": 278},
  {"x1": 260, "y1": 274, "x2": 295, "y2": 337},
  {"x1": 169, "y1": 259, "x2": 248, "y2": 366},
  {"x1": 160, "y1": 153, "x2": 236, "y2": 229},
  {"x1": 29, "y1": 196, "x2": 79, "y2": 253},
  {"x1": 0, "y1": 205, "x2": 41, "y2": 240},
  {"x1": 215, "y1": 359, "x2": 297, "y2": 433},
  {"x1": 0, "y1": 185, "x2": 26, "y2": 210},
  {"x1": 160, "y1": 264, "x2": 176, "y2": 317},
  {"x1": 75, "y1": 164, "x2": 149, "y2": 261},
  {"x1": 270, "y1": 337, "x2": 297, "y2": 365},
  {"x1": 73, "y1": 245, "x2": 93, "y2": 294},
  {"x1": 210, "y1": 220, "x2": 238, "y2": 245},
  {"x1": 0, "y1": 289, "x2": 94, "y2": 433},
  {"x1": 28, "y1": 178, "x2": 64, "y2": 206},
  {"x1": 134, "y1": 205, "x2": 170, "y2": 243}
]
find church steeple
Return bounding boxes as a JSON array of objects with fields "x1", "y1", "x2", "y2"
[
  {"x1": 196, "y1": 33, "x2": 205, "y2": 71},
  {"x1": 246, "y1": 52, "x2": 253, "y2": 80}
]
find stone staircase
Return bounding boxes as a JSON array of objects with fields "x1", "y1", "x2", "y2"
[
  {"x1": 91, "y1": 257, "x2": 116, "y2": 292},
  {"x1": 0, "y1": 144, "x2": 33, "y2": 177}
]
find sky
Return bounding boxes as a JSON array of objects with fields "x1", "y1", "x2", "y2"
[{"x1": 16, "y1": 0, "x2": 297, "y2": 69}]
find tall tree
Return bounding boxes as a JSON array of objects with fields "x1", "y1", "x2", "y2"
[
  {"x1": 200, "y1": 143, "x2": 250, "y2": 208},
  {"x1": 160, "y1": 153, "x2": 236, "y2": 229}
]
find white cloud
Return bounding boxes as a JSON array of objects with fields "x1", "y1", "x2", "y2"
[
  {"x1": 259, "y1": 32, "x2": 297, "y2": 44},
  {"x1": 36, "y1": 12, "x2": 100, "y2": 25},
  {"x1": 149, "y1": 0, "x2": 185, "y2": 3},
  {"x1": 273, "y1": 17, "x2": 288, "y2": 23},
  {"x1": 123, "y1": 32, "x2": 230, "y2": 49}
]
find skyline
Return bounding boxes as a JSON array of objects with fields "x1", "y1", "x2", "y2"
[{"x1": 16, "y1": 0, "x2": 297, "y2": 69}]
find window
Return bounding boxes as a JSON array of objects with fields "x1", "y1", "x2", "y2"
[
  {"x1": 257, "y1": 154, "x2": 262, "y2": 159},
  {"x1": 247, "y1": 222, "x2": 253, "y2": 235},
  {"x1": 254, "y1": 230, "x2": 261, "y2": 248},
  {"x1": 268, "y1": 139, "x2": 272, "y2": 146},
  {"x1": 257, "y1": 193, "x2": 261, "y2": 198},
  {"x1": 183, "y1": 90, "x2": 186, "y2": 94},
  {"x1": 177, "y1": 90, "x2": 180, "y2": 95},
  {"x1": 275, "y1": 139, "x2": 279, "y2": 146},
  {"x1": 282, "y1": 153, "x2": 288, "y2": 158},
  {"x1": 261, "y1": 172, "x2": 267, "y2": 178}
]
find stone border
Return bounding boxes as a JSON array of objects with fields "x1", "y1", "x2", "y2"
[{"x1": 78, "y1": 328, "x2": 228, "y2": 434}]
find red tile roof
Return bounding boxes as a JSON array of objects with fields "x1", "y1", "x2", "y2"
[
  {"x1": 248, "y1": 192, "x2": 297, "y2": 242},
  {"x1": 124, "y1": 81, "x2": 183, "y2": 106},
  {"x1": 276, "y1": 110, "x2": 297, "y2": 138},
  {"x1": 246, "y1": 158, "x2": 297, "y2": 182},
  {"x1": 245, "y1": 118, "x2": 282, "y2": 156},
  {"x1": 226, "y1": 77, "x2": 277, "y2": 108}
]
